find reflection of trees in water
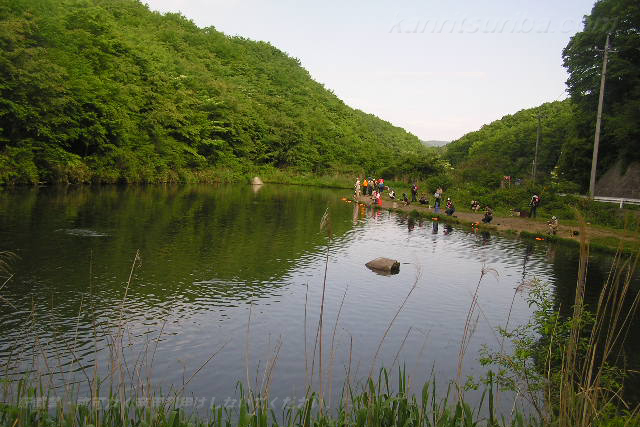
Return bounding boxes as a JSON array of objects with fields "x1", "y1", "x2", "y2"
[
  {"x1": 4, "y1": 184, "x2": 350, "y2": 294},
  {"x1": 521, "y1": 243, "x2": 534, "y2": 284},
  {"x1": 0, "y1": 185, "x2": 353, "y2": 365},
  {"x1": 550, "y1": 245, "x2": 640, "y2": 404}
]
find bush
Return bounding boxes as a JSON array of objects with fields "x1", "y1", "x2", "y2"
[
  {"x1": 460, "y1": 167, "x2": 502, "y2": 189},
  {"x1": 0, "y1": 145, "x2": 40, "y2": 185},
  {"x1": 424, "y1": 174, "x2": 453, "y2": 193}
]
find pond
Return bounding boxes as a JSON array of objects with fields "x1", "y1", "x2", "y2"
[{"x1": 0, "y1": 184, "x2": 637, "y2": 413}]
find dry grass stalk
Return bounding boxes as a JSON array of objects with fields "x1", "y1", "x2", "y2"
[
  {"x1": 327, "y1": 286, "x2": 348, "y2": 409},
  {"x1": 369, "y1": 267, "x2": 421, "y2": 379},
  {"x1": 316, "y1": 206, "x2": 332, "y2": 407},
  {"x1": 457, "y1": 265, "x2": 497, "y2": 391},
  {"x1": 245, "y1": 301, "x2": 253, "y2": 403}
]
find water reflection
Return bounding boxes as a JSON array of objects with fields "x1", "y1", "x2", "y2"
[{"x1": 0, "y1": 185, "x2": 638, "y2": 409}]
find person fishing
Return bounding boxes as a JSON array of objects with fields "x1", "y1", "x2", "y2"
[
  {"x1": 378, "y1": 178, "x2": 384, "y2": 193},
  {"x1": 529, "y1": 193, "x2": 540, "y2": 218},
  {"x1": 354, "y1": 178, "x2": 361, "y2": 197},
  {"x1": 362, "y1": 178, "x2": 368, "y2": 197},
  {"x1": 434, "y1": 190, "x2": 442, "y2": 213},
  {"x1": 411, "y1": 183, "x2": 418, "y2": 202},
  {"x1": 402, "y1": 192, "x2": 410, "y2": 206},
  {"x1": 445, "y1": 198, "x2": 455, "y2": 216},
  {"x1": 389, "y1": 189, "x2": 396, "y2": 199},
  {"x1": 419, "y1": 194, "x2": 428, "y2": 205},
  {"x1": 482, "y1": 206, "x2": 493, "y2": 223},
  {"x1": 548, "y1": 216, "x2": 558, "y2": 235}
]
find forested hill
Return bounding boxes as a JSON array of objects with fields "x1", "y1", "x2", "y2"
[
  {"x1": 444, "y1": 0, "x2": 640, "y2": 193},
  {"x1": 0, "y1": 0, "x2": 425, "y2": 184},
  {"x1": 443, "y1": 100, "x2": 575, "y2": 186}
]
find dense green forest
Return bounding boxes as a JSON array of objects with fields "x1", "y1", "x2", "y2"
[
  {"x1": 1, "y1": 0, "x2": 637, "y2": 192},
  {"x1": 444, "y1": 100, "x2": 575, "y2": 189},
  {"x1": 0, "y1": 0, "x2": 430, "y2": 184},
  {"x1": 561, "y1": 0, "x2": 640, "y2": 188}
]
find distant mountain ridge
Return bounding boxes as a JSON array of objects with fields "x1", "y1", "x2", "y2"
[{"x1": 421, "y1": 140, "x2": 450, "y2": 147}]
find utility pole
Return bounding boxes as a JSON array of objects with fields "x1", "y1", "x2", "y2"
[
  {"x1": 532, "y1": 113, "x2": 540, "y2": 185},
  {"x1": 589, "y1": 33, "x2": 611, "y2": 198}
]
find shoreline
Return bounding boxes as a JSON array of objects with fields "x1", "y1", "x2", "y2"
[{"x1": 353, "y1": 194, "x2": 640, "y2": 254}]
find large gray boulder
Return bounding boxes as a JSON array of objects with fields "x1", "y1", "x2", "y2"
[{"x1": 365, "y1": 257, "x2": 400, "y2": 275}]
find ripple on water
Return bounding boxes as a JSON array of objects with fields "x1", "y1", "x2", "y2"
[
  {"x1": 0, "y1": 186, "x2": 634, "y2": 411},
  {"x1": 56, "y1": 228, "x2": 110, "y2": 237}
]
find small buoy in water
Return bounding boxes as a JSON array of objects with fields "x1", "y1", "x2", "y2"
[
  {"x1": 341, "y1": 197, "x2": 347, "y2": 201},
  {"x1": 432, "y1": 217, "x2": 439, "y2": 221},
  {"x1": 535, "y1": 237, "x2": 544, "y2": 241}
]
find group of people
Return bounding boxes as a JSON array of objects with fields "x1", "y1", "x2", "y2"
[
  {"x1": 355, "y1": 177, "x2": 386, "y2": 205},
  {"x1": 353, "y1": 179, "x2": 558, "y2": 235},
  {"x1": 354, "y1": 177, "x2": 385, "y2": 198}
]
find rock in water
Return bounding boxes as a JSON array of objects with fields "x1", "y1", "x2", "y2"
[
  {"x1": 365, "y1": 257, "x2": 400, "y2": 274},
  {"x1": 251, "y1": 176, "x2": 264, "y2": 185}
]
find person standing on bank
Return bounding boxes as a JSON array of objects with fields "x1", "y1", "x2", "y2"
[
  {"x1": 529, "y1": 194, "x2": 541, "y2": 218},
  {"x1": 548, "y1": 216, "x2": 558, "y2": 235},
  {"x1": 434, "y1": 191, "x2": 441, "y2": 213}
]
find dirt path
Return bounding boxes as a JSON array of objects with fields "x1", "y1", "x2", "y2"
[{"x1": 353, "y1": 195, "x2": 638, "y2": 248}]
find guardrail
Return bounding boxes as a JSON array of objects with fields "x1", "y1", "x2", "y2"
[
  {"x1": 593, "y1": 196, "x2": 640, "y2": 208},
  {"x1": 559, "y1": 194, "x2": 640, "y2": 208}
]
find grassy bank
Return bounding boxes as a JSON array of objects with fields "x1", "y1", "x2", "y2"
[
  {"x1": 0, "y1": 372, "x2": 528, "y2": 427},
  {"x1": 352, "y1": 191, "x2": 640, "y2": 255}
]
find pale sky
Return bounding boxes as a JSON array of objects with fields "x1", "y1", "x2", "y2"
[{"x1": 142, "y1": 0, "x2": 596, "y2": 141}]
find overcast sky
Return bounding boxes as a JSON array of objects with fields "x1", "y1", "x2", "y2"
[{"x1": 142, "y1": 0, "x2": 596, "y2": 142}]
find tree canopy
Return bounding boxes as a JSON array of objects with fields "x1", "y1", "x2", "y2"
[
  {"x1": 560, "y1": 0, "x2": 640, "y2": 188},
  {"x1": 444, "y1": 100, "x2": 575, "y2": 187},
  {"x1": 444, "y1": 0, "x2": 639, "y2": 193},
  {"x1": 0, "y1": 0, "x2": 430, "y2": 184}
]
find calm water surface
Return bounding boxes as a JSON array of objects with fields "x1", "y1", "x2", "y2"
[{"x1": 0, "y1": 184, "x2": 637, "y2": 411}]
